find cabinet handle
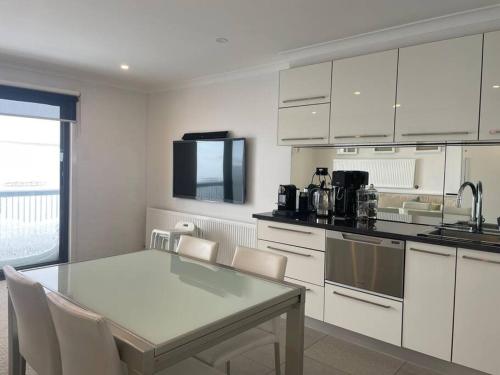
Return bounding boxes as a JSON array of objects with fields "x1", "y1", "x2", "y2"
[
  {"x1": 489, "y1": 129, "x2": 500, "y2": 135},
  {"x1": 305, "y1": 288, "x2": 312, "y2": 292},
  {"x1": 267, "y1": 225, "x2": 312, "y2": 234},
  {"x1": 281, "y1": 137, "x2": 326, "y2": 141},
  {"x1": 267, "y1": 246, "x2": 312, "y2": 257},
  {"x1": 282, "y1": 95, "x2": 327, "y2": 103},
  {"x1": 334, "y1": 134, "x2": 389, "y2": 139},
  {"x1": 462, "y1": 255, "x2": 500, "y2": 265},
  {"x1": 333, "y1": 291, "x2": 392, "y2": 309},
  {"x1": 401, "y1": 131, "x2": 470, "y2": 137},
  {"x1": 409, "y1": 248, "x2": 452, "y2": 257}
]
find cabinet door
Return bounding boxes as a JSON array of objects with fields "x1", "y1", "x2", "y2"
[
  {"x1": 331, "y1": 50, "x2": 397, "y2": 144},
  {"x1": 395, "y1": 35, "x2": 482, "y2": 142},
  {"x1": 453, "y1": 249, "x2": 500, "y2": 375},
  {"x1": 278, "y1": 103, "x2": 330, "y2": 145},
  {"x1": 402, "y1": 242, "x2": 456, "y2": 361},
  {"x1": 285, "y1": 277, "x2": 324, "y2": 321},
  {"x1": 279, "y1": 62, "x2": 332, "y2": 107},
  {"x1": 480, "y1": 31, "x2": 500, "y2": 140},
  {"x1": 324, "y1": 283, "x2": 402, "y2": 346}
]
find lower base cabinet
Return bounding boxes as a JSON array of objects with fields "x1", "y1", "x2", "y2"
[
  {"x1": 324, "y1": 283, "x2": 402, "y2": 346},
  {"x1": 285, "y1": 277, "x2": 324, "y2": 321},
  {"x1": 453, "y1": 249, "x2": 500, "y2": 375}
]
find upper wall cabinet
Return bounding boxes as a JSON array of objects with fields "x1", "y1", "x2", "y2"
[
  {"x1": 279, "y1": 62, "x2": 332, "y2": 107},
  {"x1": 278, "y1": 103, "x2": 330, "y2": 145},
  {"x1": 480, "y1": 31, "x2": 500, "y2": 141},
  {"x1": 330, "y1": 50, "x2": 397, "y2": 144},
  {"x1": 395, "y1": 35, "x2": 482, "y2": 142}
]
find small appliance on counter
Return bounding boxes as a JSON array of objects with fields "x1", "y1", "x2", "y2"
[
  {"x1": 308, "y1": 167, "x2": 335, "y2": 217},
  {"x1": 277, "y1": 184, "x2": 297, "y2": 211},
  {"x1": 332, "y1": 170, "x2": 369, "y2": 217},
  {"x1": 357, "y1": 184, "x2": 379, "y2": 220}
]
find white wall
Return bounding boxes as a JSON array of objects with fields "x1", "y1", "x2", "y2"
[
  {"x1": 0, "y1": 62, "x2": 148, "y2": 261},
  {"x1": 147, "y1": 73, "x2": 291, "y2": 223}
]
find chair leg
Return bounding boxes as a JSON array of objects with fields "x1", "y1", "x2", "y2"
[
  {"x1": 225, "y1": 360, "x2": 231, "y2": 375},
  {"x1": 274, "y1": 342, "x2": 281, "y2": 375}
]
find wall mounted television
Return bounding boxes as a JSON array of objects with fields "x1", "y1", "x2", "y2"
[{"x1": 173, "y1": 138, "x2": 246, "y2": 204}]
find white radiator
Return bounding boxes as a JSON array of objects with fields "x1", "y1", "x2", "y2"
[
  {"x1": 333, "y1": 158, "x2": 416, "y2": 189},
  {"x1": 145, "y1": 208, "x2": 256, "y2": 265}
]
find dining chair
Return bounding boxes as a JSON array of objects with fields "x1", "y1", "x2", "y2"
[
  {"x1": 3, "y1": 265, "x2": 62, "y2": 375},
  {"x1": 150, "y1": 222, "x2": 196, "y2": 251},
  {"x1": 46, "y1": 292, "x2": 225, "y2": 375},
  {"x1": 176, "y1": 234, "x2": 219, "y2": 263},
  {"x1": 196, "y1": 246, "x2": 288, "y2": 375}
]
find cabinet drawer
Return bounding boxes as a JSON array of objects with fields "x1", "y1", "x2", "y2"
[
  {"x1": 279, "y1": 62, "x2": 332, "y2": 108},
  {"x1": 324, "y1": 284, "x2": 402, "y2": 346},
  {"x1": 257, "y1": 220, "x2": 325, "y2": 251},
  {"x1": 258, "y1": 240, "x2": 324, "y2": 286},
  {"x1": 278, "y1": 104, "x2": 330, "y2": 146},
  {"x1": 285, "y1": 278, "x2": 324, "y2": 321}
]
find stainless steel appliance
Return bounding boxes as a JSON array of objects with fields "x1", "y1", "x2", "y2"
[
  {"x1": 325, "y1": 231, "x2": 405, "y2": 298},
  {"x1": 311, "y1": 182, "x2": 330, "y2": 217}
]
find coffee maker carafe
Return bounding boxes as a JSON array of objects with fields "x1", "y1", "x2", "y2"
[
  {"x1": 312, "y1": 181, "x2": 330, "y2": 217},
  {"x1": 332, "y1": 171, "x2": 369, "y2": 217}
]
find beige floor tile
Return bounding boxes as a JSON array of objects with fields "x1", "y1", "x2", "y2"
[
  {"x1": 216, "y1": 355, "x2": 272, "y2": 375},
  {"x1": 266, "y1": 356, "x2": 351, "y2": 375},
  {"x1": 305, "y1": 335, "x2": 404, "y2": 375},
  {"x1": 396, "y1": 362, "x2": 444, "y2": 375},
  {"x1": 243, "y1": 325, "x2": 325, "y2": 368}
]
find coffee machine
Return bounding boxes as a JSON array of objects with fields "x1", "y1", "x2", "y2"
[
  {"x1": 331, "y1": 171, "x2": 369, "y2": 217},
  {"x1": 277, "y1": 184, "x2": 297, "y2": 211}
]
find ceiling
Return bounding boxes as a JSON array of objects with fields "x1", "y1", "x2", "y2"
[{"x1": 0, "y1": 0, "x2": 499, "y2": 91}]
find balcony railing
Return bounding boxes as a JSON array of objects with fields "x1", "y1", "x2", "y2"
[{"x1": 0, "y1": 189, "x2": 60, "y2": 267}]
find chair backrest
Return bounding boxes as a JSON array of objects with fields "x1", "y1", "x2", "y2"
[
  {"x1": 177, "y1": 235, "x2": 219, "y2": 263},
  {"x1": 3, "y1": 265, "x2": 62, "y2": 375},
  {"x1": 174, "y1": 221, "x2": 196, "y2": 232},
  {"x1": 231, "y1": 246, "x2": 287, "y2": 281},
  {"x1": 150, "y1": 229, "x2": 170, "y2": 250},
  {"x1": 47, "y1": 293, "x2": 124, "y2": 375}
]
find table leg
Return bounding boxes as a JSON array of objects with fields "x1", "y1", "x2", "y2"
[
  {"x1": 285, "y1": 290, "x2": 305, "y2": 375},
  {"x1": 8, "y1": 292, "x2": 25, "y2": 375}
]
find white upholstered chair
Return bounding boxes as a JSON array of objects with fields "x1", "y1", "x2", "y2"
[
  {"x1": 3, "y1": 265, "x2": 62, "y2": 375},
  {"x1": 150, "y1": 222, "x2": 196, "y2": 251},
  {"x1": 176, "y1": 235, "x2": 219, "y2": 263},
  {"x1": 196, "y1": 246, "x2": 288, "y2": 375},
  {"x1": 47, "y1": 292, "x2": 224, "y2": 375}
]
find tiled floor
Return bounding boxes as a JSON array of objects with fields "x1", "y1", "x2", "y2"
[{"x1": 0, "y1": 281, "x2": 446, "y2": 375}]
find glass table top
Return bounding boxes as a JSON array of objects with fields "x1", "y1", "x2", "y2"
[{"x1": 22, "y1": 250, "x2": 296, "y2": 347}]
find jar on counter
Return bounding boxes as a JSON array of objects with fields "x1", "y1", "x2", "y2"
[{"x1": 357, "y1": 184, "x2": 379, "y2": 220}]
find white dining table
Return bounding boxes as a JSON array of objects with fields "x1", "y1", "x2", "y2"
[{"x1": 9, "y1": 249, "x2": 305, "y2": 375}]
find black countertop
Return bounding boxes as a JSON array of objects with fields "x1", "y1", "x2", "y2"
[{"x1": 253, "y1": 211, "x2": 500, "y2": 254}]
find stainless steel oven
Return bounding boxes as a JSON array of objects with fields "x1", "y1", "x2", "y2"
[{"x1": 326, "y1": 231, "x2": 405, "y2": 298}]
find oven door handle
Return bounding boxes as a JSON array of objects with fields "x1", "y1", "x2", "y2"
[
  {"x1": 340, "y1": 233, "x2": 384, "y2": 245},
  {"x1": 333, "y1": 291, "x2": 392, "y2": 309}
]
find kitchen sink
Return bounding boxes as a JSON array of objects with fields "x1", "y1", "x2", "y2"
[{"x1": 419, "y1": 223, "x2": 500, "y2": 246}]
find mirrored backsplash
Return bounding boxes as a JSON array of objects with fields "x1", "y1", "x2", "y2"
[{"x1": 291, "y1": 144, "x2": 500, "y2": 226}]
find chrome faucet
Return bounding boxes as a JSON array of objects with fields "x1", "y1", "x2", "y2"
[{"x1": 456, "y1": 181, "x2": 484, "y2": 231}]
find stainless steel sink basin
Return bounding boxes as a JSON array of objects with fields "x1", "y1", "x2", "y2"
[{"x1": 419, "y1": 223, "x2": 500, "y2": 246}]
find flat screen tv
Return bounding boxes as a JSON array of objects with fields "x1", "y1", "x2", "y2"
[{"x1": 173, "y1": 138, "x2": 246, "y2": 204}]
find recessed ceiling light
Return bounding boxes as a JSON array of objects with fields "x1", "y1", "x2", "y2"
[
  {"x1": 493, "y1": 85, "x2": 500, "y2": 89},
  {"x1": 216, "y1": 37, "x2": 229, "y2": 44},
  {"x1": 120, "y1": 64, "x2": 130, "y2": 71},
  {"x1": 353, "y1": 91, "x2": 361, "y2": 95}
]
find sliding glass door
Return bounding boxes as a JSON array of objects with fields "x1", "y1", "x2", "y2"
[{"x1": 0, "y1": 85, "x2": 76, "y2": 277}]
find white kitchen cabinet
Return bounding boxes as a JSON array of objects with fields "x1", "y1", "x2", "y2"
[
  {"x1": 285, "y1": 277, "x2": 324, "y2": 321},
  {"x1": 453, "y1": 248, "x2": 500, "y2": 375},
  {"x1": 257, "y1": 220, "x2": 325, "y2": 251},
  {"x1": 395, "y1": 35, "x2": 482, "y2": 142},
  {"x1": 480, "y1": 31, "x2": 500, "y2": 140},
  {"x1": 330, "y1": 50, "x2": 397, "y2": 144},
  {"x1": 257, "y1": 240, "x2": 324, "y2": 286},
  {"x1": 279, "y1": 62, "x2": 332, "y2": 108},
  {"x1": 324, "y1": 283, "x2": 402, "y2": 346},
  {"x1": 402, "y1": 242, "x2": 456, "y2": 361},
  {"x1": 278, "y1": 103, "x2": 330, "y2": 145}
]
